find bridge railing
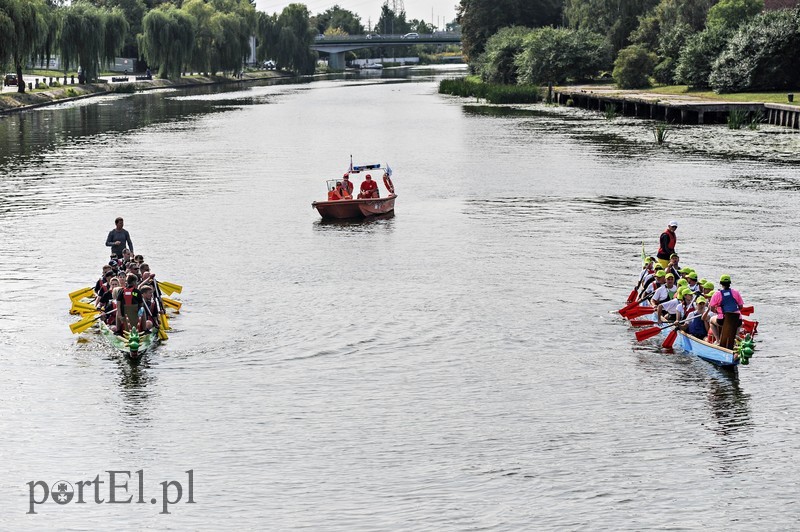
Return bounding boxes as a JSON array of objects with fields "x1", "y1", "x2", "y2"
[{"x1": 313, "y1": 33, "x2": 461, "y2": 42}]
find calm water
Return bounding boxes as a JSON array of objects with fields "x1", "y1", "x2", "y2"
[{"x1": 1, "y1": 66, "x2": 799, "y2": 529}]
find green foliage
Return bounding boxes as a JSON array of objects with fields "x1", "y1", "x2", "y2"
[
  {"x1": 312, "y1": 5, "x2": 363, "y2": 35},
  {"x1": 613, "y1": 45, "x2": 656, "y2": 89},
  {"x1": 674, "y1": 26, "x2": 729, "y2": 88},
  {"x1": 1, "y1": 0, "x2": 51, "y2": 93},
  {"x1": 457, "y1": 0, "x2": 562, "y2": 61},
  {"x1": 271, "y1": 4, "x2": 316, "y2": 75},
  {"x1": 706, "y1": 0, "x2": 763, "y2": 31},
  {"x1": 439, "y1": 76, "x2": 541, "y2": 104},
  {"x1": 110, "y1": 83, "x2": 136, "y2": 93},
  {"x1": 710, "y1": 8, "x2": 800, "y2": 92},
  {"x1": 59, "y1": 3, "x2": 126, "y2": 84},
  {"x1": 138, "y1": 5, "x2": 194, "y2": 79},
  {"x1": 653, "y1": 121, "x2": 670, "y2": 144},
  {"x1": 726, "y1": 108, "x2": 747, "y2": 129},
  {"x1": 65, "y1": 87, "x2": 77, "y2": 97},
  {"x1": 376, "y1": 1, "x2": 408, "y2": 36},
  {"x1": 564, "y1": 0, "x2": 658, "y2": 54},
  {"x1": 515, "y1": 27, "x2": 611, "y2": 85},
  {"x1": 477, "y1": 26, "x2": 530, "y2": 84},
  {"x1": 604, "y1": 103, "x2": 618, "y2": 119}
]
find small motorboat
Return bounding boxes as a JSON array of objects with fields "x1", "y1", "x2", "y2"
[{"x1": 312, "y1": 161, "x2": 397, "y2": 220}]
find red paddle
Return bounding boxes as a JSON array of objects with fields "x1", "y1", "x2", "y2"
[
  {"x1": 740, "y1": 306, "x2": 754, "y2": 316},
  {"x1": 741, "y1": 319, "x2": 758, "y2": 334},
  {"x1": 625, "y1": 306, "x2": 657, "y2": 319},
  {"x1": 662, "y1": 329, "x2": 679, "y2": 348},
  {"x1": 630, "y1": 319, "x2": 656, "y2": 327},
  {"x1": 626, "y1": 289, "x2": 637, "y2": 304},
  {"x1": 635, "y1": 316, "x2": 690, "y2": 342},
  {"x1": 619, "y1": 297, "x2": 648, "y2": 315}
]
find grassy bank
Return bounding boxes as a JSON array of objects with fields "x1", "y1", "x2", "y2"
[
  {"x1": 439, "y1": 76, "x2": 540, "y2": 104},
  {"x1": 645, "y1": 85, "x2": 800, "y2": 106},
  {"x1": 0, "y1": 70, "x2": 287, "y2": 113}
]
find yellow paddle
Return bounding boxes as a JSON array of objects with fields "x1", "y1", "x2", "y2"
[
  {"x1": 69, "y1": 286, "x2": 94, "y2": 301},
  {"x1": 158, "y1": 314, "x2": 169, "y2": 340},
  {"x1": 70, "y1": 309, "x2": 111, "y2": 334},
  {"x1": 157, "y1": 280, "x2": 182, "y2": 295},
  {"x1": 71, "y1": 300, "x2": 97, "y2": 314},
  {"x1": 161, "y1": 296, "x2": 182, "y2": 312}
]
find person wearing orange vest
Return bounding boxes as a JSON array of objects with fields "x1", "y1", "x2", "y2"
[
  {"x1": 341, "y1": 174, "x2": 354, "y2": 196},
  {"x1": 656, "y1": 221, "x2": 678, "y2": 268}
]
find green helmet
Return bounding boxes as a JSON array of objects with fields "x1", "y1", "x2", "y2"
[
  {"x1": 704, "y1": 281, "x2": 714, "y2": 290},
  {"x1": 720, "y1": 274, "x2": 731, "y2": 283},
  {"x1": 677, "y1": 279, "x2": 688, "y2": 287},
  {"x1": 696, "y1": 296, "x2": 707, "y2": 304},
  {"x1": 688, "y1": 272, "x2": 698, "y2": 280},
  {"x1": 655, "y1": 270, "x2": 666, "y2": 278},
  {"x1": 699, "y1": 278, "x2": 707, "y2": 285}
]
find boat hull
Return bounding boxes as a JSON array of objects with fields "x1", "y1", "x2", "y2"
[
  {"x1": 632, "y1": 305, "x2": 738, "y2": 367},
  {"x1": 312, "y1": 195, "x2": 396, "y2": 220},
  {"x1": 99, "y1": 322, "x2": 158, "y2": 359}
]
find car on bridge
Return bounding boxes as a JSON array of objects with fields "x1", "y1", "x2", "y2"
[
  {"x1": 366, "y1": 34, "x2": 381, "y2": 39},
  {"x1": 402, "y1": 32, "x2": 419, "y2": 39}
]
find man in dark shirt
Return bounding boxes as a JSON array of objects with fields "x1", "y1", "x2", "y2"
[{"x1": 106, "y1": 217, "x2": 134, "y2": 258}]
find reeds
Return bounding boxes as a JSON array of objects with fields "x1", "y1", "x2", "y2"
[
  {"x1": 727, "y1": 108, "x2": 748, "y2": 129},
  {"x1": 438, "y1": 77, "x2": 541, "y2": 104},
  {"x1": 653, "y1": 122, "x2": 670, "y2": 144},
  {"x1": 604, "y1": 103, "x2": 618, "y2": 120}
]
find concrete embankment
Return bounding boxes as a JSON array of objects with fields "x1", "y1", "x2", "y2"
[
  {"x1": 0, "y1": 71, "x2": 289, "y2": 115},
  {"x1": 554, "y1": 86, "x2": 800, "y2": 129}
]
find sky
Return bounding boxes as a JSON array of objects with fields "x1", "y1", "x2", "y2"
[{"x1": 253, "y1": 0, "x2": 458, "y2": 30}]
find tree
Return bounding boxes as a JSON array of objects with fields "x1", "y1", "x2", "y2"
[
  {"x1": 138, "y1": 4, "x2": 195, "y2": 78},
  {"x1": 59, "y1": 3, "x2": 128, "y2": 83},
  {"x1": 458, "y1": 0, "x2": 562, "y2": 60},
  {"x1": 377, "y1": 2, "x2": 408, "y2": 36},
  {"x1": 612, "y1": 44, "x2": 656, "y2": 88},
  {"x1": 1, "y1": 0, "x2": 50, "y2": 93},
  {"x1": 710, "y1": 8, "x2": 800, "y2": 92},
  {"x1": 89, "y1": 0, "x2": 147, "y2": 59},
  {"x1": 515, "y1": 27, "x2": 612, "y2": 86},
  {"x1": 262, "y1": 3, "x2": 315, "y2": 74},
  {"x1": 706, "y1": 0, "x2": 764, "y2": 31},
  {"x1": 312, "y1": 5, "x2": 363, "y2": 35},
  {"x1": 674, "y1": 25, "x2": 729, "y2": 87},
  {"x1": 563, "y1": 0, "x2": 658, "y2": 54}
]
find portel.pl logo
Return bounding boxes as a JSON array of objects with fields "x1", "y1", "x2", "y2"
[{"x1": 27, "y1": 470, "x2": 194, "y2": 515}]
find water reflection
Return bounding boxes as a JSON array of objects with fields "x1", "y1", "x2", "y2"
[
  {"x1": 312, "y1": 212, "x2": 395, "y2": 231},
  {"x1": 113, "y1": 353, "x2": 154, "y2": 421}
]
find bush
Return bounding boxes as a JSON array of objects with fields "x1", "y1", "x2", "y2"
[
  {"x1": 674, "y1": 26, "x2": 730, "y2": 88},
  {"x1": 50, "y1": 80, "x2": 61, "y2": 87},
  {"x1": 613, "y1": 45, "x2": 656, "y2": 89},
  {"x1": 710, "y1": 8, "x2": 800, "y2": 92},
  {"x1": 478, "y1": 26, "x2": 532, "y2": 85},
  {"x1": 707, "y1": 0, "x2": 764, "y2": 32},
  {"x1": 515, "y1": 27, "x2": 612, "y2": 85},
  {"x1": 653, "y1": 57, "x2": 676, "y2": 84},
  {"x1": 65, "y1": 88, "x2": 78, "y2": 97},
  {"x1": 36, "y1": 83, "x2": 48, "y2": 90}
]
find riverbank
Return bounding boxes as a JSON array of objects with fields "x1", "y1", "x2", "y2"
[
  {"x1": 555, "y1": 83, "x2": 800, "y2": 128},
  {"x1": 0, "y1": 70, "x2": 289, "y2": 114}
]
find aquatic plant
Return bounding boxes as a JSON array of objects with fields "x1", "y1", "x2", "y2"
[
  {"x1": 604, "y1": 103, "x2": 618, "y2": 119},
  {"x1": 747, "y1": 109, "x2": 763, "y2": 130},
  {"x1": 727, "y1": 108, "x2": 748, "y2": 129},
  {"x1": 438, "y1": 77, "x2": 540, "y2": 104},
  {"x1": 653, "y1": 121, "x2": 670, "y2": 144}
]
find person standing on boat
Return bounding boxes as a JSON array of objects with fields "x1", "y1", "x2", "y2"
[
  {"x1": 358, "y1": 174, "x2": 379, "y2": 199},
  {"x1": 106, "y1": 217, "x2": 134, "y2": 259},
  {"x1": 708, "y1": 274, "x2": 744, "y2": 349},
  {"x1": 656, "y1": 221, "x2": 678, "y2": 268}
]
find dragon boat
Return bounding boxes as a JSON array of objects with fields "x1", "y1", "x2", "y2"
[{"x1": 312, "y1": 162, "x2": 397, "y2": 220}]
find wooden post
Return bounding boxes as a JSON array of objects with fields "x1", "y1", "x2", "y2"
[{"x1": 697, "y1": 111, "x2": 704, "y2": 125}]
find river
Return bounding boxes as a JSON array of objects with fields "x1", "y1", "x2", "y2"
[{"x1": 1, "y1": 65, "x2": 799, "y2": 529}]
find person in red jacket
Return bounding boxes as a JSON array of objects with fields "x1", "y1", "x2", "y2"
[
  {"x1": 656, "y1": 221, "x2": 678, "y2": 268},
  {"x1": 358, "y1": 174, "x2": 379, "y2": 198}
]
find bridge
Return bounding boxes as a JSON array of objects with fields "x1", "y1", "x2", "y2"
[{"x1": 311, "y1": 33, "x2": 462, "y2": 70}]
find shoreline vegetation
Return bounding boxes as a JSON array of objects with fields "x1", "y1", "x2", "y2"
[
  {"x1": 439, "y1": 77, "x2": 800, "y2": 109},
  {"x1": 0, "y1": 70, "x2": 289, "y2": 114}
]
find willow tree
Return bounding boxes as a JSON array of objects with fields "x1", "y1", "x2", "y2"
[
  {"x1": 1, "y1": 0, "x2": 50, "y2": 93},
  {"x1": 274, "y1": 4, "x2": 316, "y2": 74},
  {"x1": 59, "y1": 3, "x2": 127, "y2": 83},
  {"x1": 183, "y1": 0, "x2": 217, "y2": 74},
  {"x1": 138, "y1": 5, "x2": 195, "y2": 79}
]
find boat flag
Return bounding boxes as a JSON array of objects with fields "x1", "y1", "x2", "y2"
[
  {"x1": 348, "y1": 155, "x2": 353, "y2": 174},
  {"x1": 385, "y1": 163, "x2": 392, "y2": 177}
]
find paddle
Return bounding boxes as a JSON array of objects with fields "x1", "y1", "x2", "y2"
[
  {"x1": 741, "y1": 319, "x2": 758, "y2": 334},
  {"x1": 619, "y1": 295, "x2": 651, "y2": 315},
  {"x1": 635, "y1": 316, "x2": 690, "y2": 342},
  {"x1": 662, "y1": 328, "x2": 679, "y2": 348},
  {"x1": 70, "y1": 308, "x2": 114, "y2": 334},
  {"x1": 71, "y1": 300, "x2": 97, "y2": 314},
  {"x1": 630, "y1": 319, "x2": 656, "y2": 327},
  {"x1": 626, "y1": 289, "x2": 637, "y2": 304},
  {"x1": 625, "y1": 306, "x2": 657, "y2": 319},
  {"x1": 740, "y1": 306, "x2": 754, "y2": 316},
  {"x1": 152, "y1": 279, "x2": 169, "y2": 341},
  {"x1": 69, "y1": 286, "x2": 94, "y2": 301},
  {"x1": 157, "y1": 280, "x2": 183, "y2": 295},
  {"x1": 161, "y1": 296, "x2": 182, "y2": 312}
]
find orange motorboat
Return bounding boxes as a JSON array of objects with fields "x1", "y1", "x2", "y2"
[{"x1": 312, "y1": 162, "x2": 397, "y2": 220}]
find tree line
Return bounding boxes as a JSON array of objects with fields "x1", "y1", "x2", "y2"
[
  {"x1": 1, "y1": 1, "x2": 443, "y2": 93},
  {"x1": 459, "y1": 0, "x2": 800, "y2": 93}
]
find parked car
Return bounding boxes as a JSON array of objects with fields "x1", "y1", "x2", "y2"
[
  {"x1": 263, "y1": 60, "x2": 276, "y2": 70},
  {"x1": 316, "y1": 34, "x2": 325, "y2": 40},
  {"x1": 4, "y1": 73, "x2": 17, "y2": 86},
  {"x1": 402, "y1": 32, "x2": 419, "y2": 39}
]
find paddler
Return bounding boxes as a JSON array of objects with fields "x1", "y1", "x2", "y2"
[
  {"x1": 686, "y1": 272, "x2": 702, "y2": 295},
  {"x1": 708, "y1": 274, "x2": 745, "y2": 349},
  {"x1": 667, "y1": 254, "x2": 681, "y2": 280},
  {"x1": 117, "y1": 274, "x2": 143, "y2": 333},
  {"x1": 139, "y1": 286, "x2": 159, "y2": 332},
  {"x1": 652, "y1": 272, "x2": 677, "y2": 307},
  {"x1": 640, "y1": 268, "x2": 665, "y2": 300},
  {"x1": 657, "y1": 288, "x2": 693, "y2": 323},
  {"x1": 680, "y1": 296, "x2": 709, "y2": 340},
  {"x1": 656, "y1": 221, "x2": 678, "y2": 268}
]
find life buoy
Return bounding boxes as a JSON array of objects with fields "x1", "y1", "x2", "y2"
[{"x1": 383, "y1": 174, "x2": 395, "y2": 194}]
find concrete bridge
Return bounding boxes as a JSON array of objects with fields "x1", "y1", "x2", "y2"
[{"x1": 311, "y1": 33, "x2": 462, "y2": 69}]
